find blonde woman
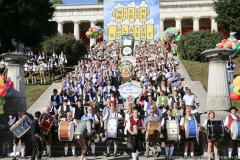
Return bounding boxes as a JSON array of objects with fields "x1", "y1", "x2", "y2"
[
  {"x1": 202, "y1": 111, "x2": 219, "y2": 160},
  {"x1": 124, "y1": 103, "x2": 134, "y2": 150}
]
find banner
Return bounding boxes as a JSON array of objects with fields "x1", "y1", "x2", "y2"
[
  {"x1": 118, "y1": 81, "x2": 142, "y2": 99},
  {"x1": 104, "y1": 0, "x2": 160, "y2": 42}
]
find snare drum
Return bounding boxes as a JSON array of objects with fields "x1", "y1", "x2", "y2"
[
  {"x1": 207, "y1": 120, "x2": 224, "y2": 141},
  {"x1": 166, "y1": 120, "x2": 179, "y2": 141},
  {"x1": 10, "y1": 115, "x2": 32, "y2": 138},
  {"x1": 40, "y1": 113, "x2": 55, "y2": 134},
  {"x1": 230, "y1": 121, "x2": 240, "y2": 140},
  {"x1": 185, "y1": 120, "x2": 198, "y2": 138},
  {"x1": 145, "y1": 121, "x2": 160, "y2": 142},
  {"x1": 106, "y1": 118, "x2": 118, "y2": 138},
  {"x1": 58, "y1": 121, "x2": 74, "y2": 141}
]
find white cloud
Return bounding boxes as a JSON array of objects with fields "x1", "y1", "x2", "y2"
[
  {"x1": 106, "y1": 20, "x2": 118, "y2": 27},
  {"x1": 139, "y1": 1, "x2": 148, "y2": 8},
  {"x1": 127, "y1": 2, "x2": 136, "y2": 8},
  {"x1": 134, "y1": 19, "x2": 143, "y2": 26},
  {"x1": 113, "y1": 3, "x2": 125, "y2": 9},
  {"x1": 145, "y1": 18, "x2": 155, "y2": 24},
  {"x1": 121, "y1": 19, "x2": 130, "y2": 25},
  {"x1": 129, "y1": 23, "x2": 134, "y2": 26}
]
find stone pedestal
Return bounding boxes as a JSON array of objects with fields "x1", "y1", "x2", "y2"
[
  {"x1": 0, "y1": 53, "x2": 31, "y2": 114},
  {"x1": 201, "y1": 48, "x2": 233, "y2": 111}
]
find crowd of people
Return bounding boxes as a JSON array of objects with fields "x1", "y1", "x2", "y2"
[{"x1": 7, "y1": 40, "x2": 239, "y2": 160}]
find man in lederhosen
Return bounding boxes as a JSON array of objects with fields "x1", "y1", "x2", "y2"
[
  {"x1": 180, "y1": 108, "x2": 196, "y2": 158},
  {"x1": 72, "y1": 99, "x2": 86, "y2": 120},
  {"x1": 48, "y1": 56, "x2": 57, "y2": 83},
  {"x1": 49, "y1": 89, "x2": 62, "y2": 110},
  {"x1": 8, "y1": 110, "x2": 27, "y2": 160},
  {"x1": 103, "y1": 104, "x2": 123, "y2": 157},
  {"x1": 161, "y1": 109, "x2": 176, "y2": 158},
  {"x1": 58, "y1": 97, "x2": 73, "y2": 119},
  {"x1": 74, "y1": 119, "x2": 94, "y2": 160},
  {"x1": 40, "y1": 106, "x2": 57, "y2": 157},
  {"x1": 81, "y1": 106, "x2": 99, "y2": 157}
]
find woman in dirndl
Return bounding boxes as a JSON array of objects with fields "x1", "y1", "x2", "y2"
[
  {"x1": 126, "y1": 108, "x2": 144, "y2": 160},
  {"x1": 202, "y1": 111, "x2": 219, "y2": 160},
  {"x1": 124, "y1": 103, "x2": 134, "y2": 150}
]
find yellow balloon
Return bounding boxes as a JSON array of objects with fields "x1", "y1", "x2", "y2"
[
  {"x1": 236, "y1": 76, "x2": 240, "y2": 79},
  {"x1": 233, "y1": 78, "x2": 240, "y2": 86},
  {"x1": 233, "y1": 86, "x2": 240, "y2": 96},
  {"x1": 0, "y1": 78, "x2": 4, "y2": 84}
]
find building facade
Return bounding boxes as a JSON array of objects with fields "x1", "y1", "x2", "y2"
[{"x1": 52, "y1": 0, "x2": 228, "y2": 46}]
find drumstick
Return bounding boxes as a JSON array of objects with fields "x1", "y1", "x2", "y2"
[{"x1": 2, "y1": 67, "x2": 7, "y2": 76}]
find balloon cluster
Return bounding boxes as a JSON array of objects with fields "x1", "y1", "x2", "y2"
[
  {"x1": 216, "y1": 38, "x2": 240, "y2": 53},
  {"x1": 163, "y1": 27, "x2": 181, "y2": 42},
  {"x1": 230, "y1": 76, "x2": 240, "y2": 100},
  {"x1": 0, "y1": 76, "x2": 14, "y2": 114},
  {"x1": 85, "y1": 26, "x2": 104, "y2": 39}
]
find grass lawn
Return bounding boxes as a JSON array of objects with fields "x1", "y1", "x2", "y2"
[
  {"x1": 181, "y1": 55, "x2": 240, "y2": 109},
  {"x1": 22, "y1": 66, "x2": 74, "y2": 109}
]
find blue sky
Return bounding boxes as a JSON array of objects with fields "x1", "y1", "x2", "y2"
[{"x1": 63, "y1": 0, "x2": 98, "y2": 4}]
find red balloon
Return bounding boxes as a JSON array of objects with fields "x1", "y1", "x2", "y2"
[
  {"x1": 8, "y1": 81, "x2": 14, "y2": 89},
  {"x1": 218, "y1": 44, "x2": 223, "y2": 48},
  {"x1": 230, "y1": 92, "x2": 240, "y2": 100},
  {"x1": 228, "y1": 44, "x2": 232, "y2": 49},
  {"x1": 0, "y1": 88, "x2": 7, "y2": 97},
  {"x1": 0, "y1": 76, "x2": 7, "y2": 82},
  {"x1": 234, "y1": 39, "x2": 238, "y2": 43}
]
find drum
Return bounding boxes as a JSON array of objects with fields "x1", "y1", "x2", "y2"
[
  {"x1": 191, "y1": 110, "x2": 198, "y2": 117},
  {"x1": 145, "y1": 121, "x2": 160, "y2": 142},
  {"x1": 185, "y1": 120, "x2": 198, "y2": 138},
  {"x1": 10, "y1": 115, "x2": 32, "y2": 138},
  {"x1": 207, "y1": 120, "x2": 224, "y2": 141},
  {"x1": 166, "y1": 120, "x2": 179, "y2": 141},
  {"x1": 40, "y1": 113, "x2": 55, "y2": 134},
  {"x1": 230, "y1": 121, "x2": 240, "y2": 140},
  {"x1": 106, "y1": 118, "x2": 118, "y2": 138},
  {"x1": 58, "y1": 121, "x2": 74, "y2": 141}
]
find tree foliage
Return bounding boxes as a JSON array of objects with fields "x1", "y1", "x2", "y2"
[
  {"x1": 213, "y1": 0, "x2": 240, "y2": 39},
  {"x1": 0, "y1": 0, "x2": 55, "y2": 52},
  {"x1": 98, "y1": 0, "x2": 103, "y2": 3},
  {"x1": 177, "y1": 30, "x2": 224, "y2": 61},
  {"x1": 42, "y1": 34, "x2": 87, "y2": 64},
  {"x1": 52, "y1": 0, "x2": 64, "y2": 4}
]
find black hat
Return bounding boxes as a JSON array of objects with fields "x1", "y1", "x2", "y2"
[
  {"x1": 62, "y1": 97, "x2": 68, "y2": 102},
  {"x1": 76, "y1": 99, "x2": 83, "y2": 103},
  {"x1": 110, "y1": 89, "x2": 115, "y2": 94},
  {"x1": 230, "y1": 106, "x2": 238, "y2": 112}
]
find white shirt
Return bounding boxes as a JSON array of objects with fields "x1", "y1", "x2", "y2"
[
  {"x1": 183, "y1": 94, "x2": 195, "y2": 106},
  {"x1": 161, "y1": 116, "x2": 173, "y2": 126},
  {"x1": 103, "y1": 112, "x2": 122, "y2": 121},
  {"x1": 224, "y1": 114, "x2": 239, "y2": 126},
  {"x1": 8, "y1": 116, "x2": 21, "y2": 126}
]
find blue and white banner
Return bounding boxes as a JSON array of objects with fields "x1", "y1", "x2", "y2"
[{"x1": 104, "y1": 0, "x2": 160, "y2": 41}]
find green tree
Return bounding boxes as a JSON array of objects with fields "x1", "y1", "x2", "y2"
[
  {"x1": 213, "y1": 0, "x2": 240, "y2": 38},
  {"x1": 177, "y1": 30, "x2": 224, "y2": 61},
  {"x1": 42, "y1": 34, "x2": 87, "y2": 65},
  {"x1": 52, "y1": 0, "x2": 64, "y2": 4},
  {"x1": 0, "y1": 0, "x2": 55, "y2": 52},
  {"x1": 98, "y1": 0, "x2": 103, "y2": 3}
]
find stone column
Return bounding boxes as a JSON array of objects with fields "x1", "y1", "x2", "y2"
[
  {"x1": 57, "y1": 21, "x2": 64, "y2": 34},
  {"x1": 160, "y1": 18, "x2": 165, "y2": 41},
  {"x1": 193, "y1": 17, "x2": 200, "y2": 31},
  {"x1": 73, "y1": 21, "x2": 80, "y2": 40},
  {"x1": 175, "y1": 18, "x2": 182, "y2": 33},
  {"x1": 90, "y1": 21, "x2": 96, "y2": 47},
  {"x1": 211, "y1": 16, "x2": 218, "y2": 32},
  {"x1": 0, "y1": 53, "x2": 31, "y2": 114}
]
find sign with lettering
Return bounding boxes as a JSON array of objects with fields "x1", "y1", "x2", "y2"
[
  {"x1": 104, "y1": 0, "x2": 160, "y2": 41},
  {"x1": 118, "y1": 81, "x2": 142, "y2": 99}
]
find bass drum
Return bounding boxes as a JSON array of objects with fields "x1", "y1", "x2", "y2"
[
  {"x1": 145, "y1": 121, "x2": 160, "y2": 142},
  {"x1": 207, "y1": 120, "x2": 224, "y2": 141},
  {"x1": 58, "y1": 121, "x2": 74, "y2": 141},
  {"x1": 10, "y1": 115, "x2": 32, "y2": 138},
  {"x1": 106, "y1": 118, "x2": 118, "y2": 138},
  {"x1": 166, "y1": 120, "x2": 179, "y2": 141},
  {"x1": 185, "y1": 120, "x2": 198, "y2": 139},
  {"x1": 230, "y1": 121, "x2": 240, "y2": 140}
]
